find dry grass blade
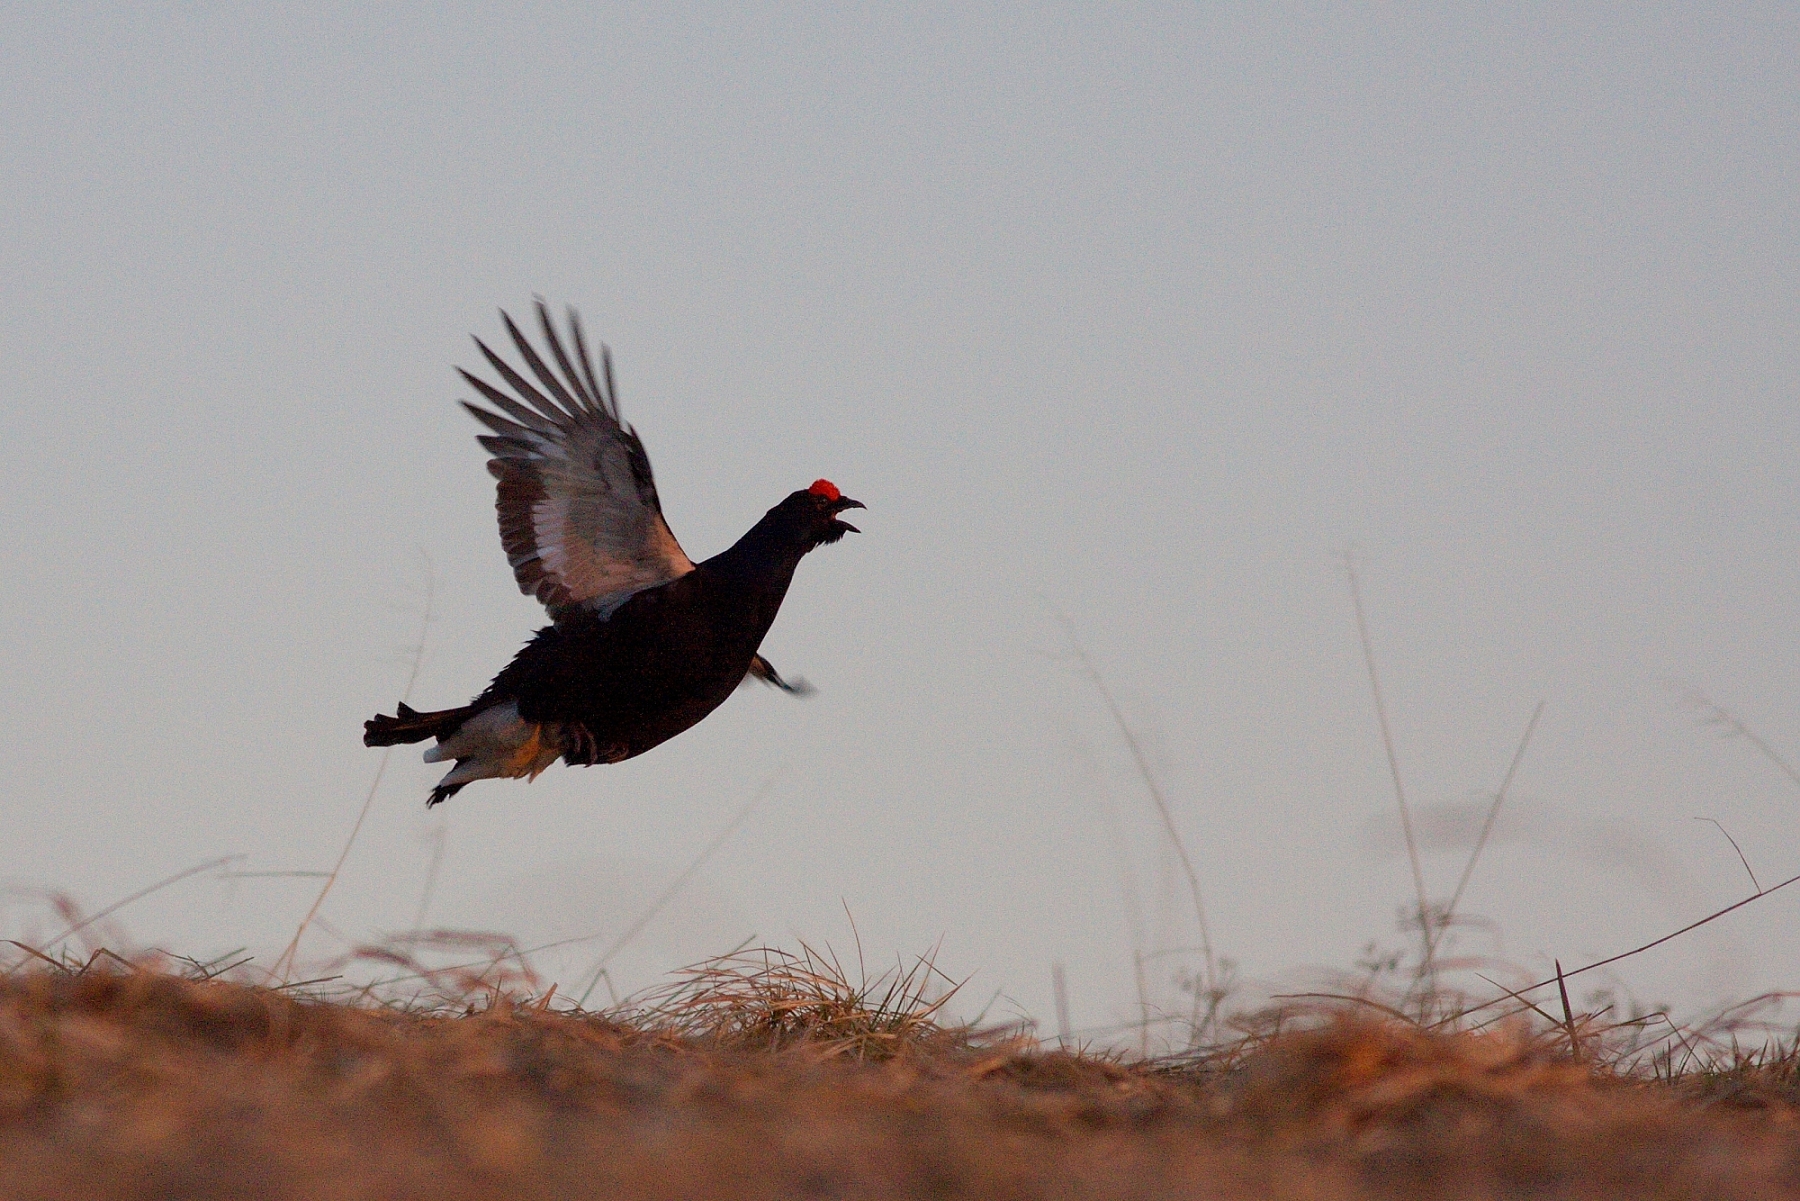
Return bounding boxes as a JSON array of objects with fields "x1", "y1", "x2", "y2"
[
  {"x1": 4, "y1": 941, "x2": 65, "y2": 972},
  {"x1": 1267, "y1": 991, "x2": 1420, "y2": 1025},
  {"x1": 1673, "y1": 683, "x2": 1800, "y2": 797},
  {"x1": 1555, "y1": 959, "x2": 1582, "y2": 1063},
  {"x1": 1472, "y1": 973, "x2": 1564, "y2": 1029},
  {"x1": 1693, "y1": 816, "x2": 1762, "y2": 894},
  {"x1": 44, "y1": 855, "x2": 244, "y2": 951}
]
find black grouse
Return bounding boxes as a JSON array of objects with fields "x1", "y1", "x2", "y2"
[{"x1": 364, "y1": 303, "x2": 863, "y2": 806}]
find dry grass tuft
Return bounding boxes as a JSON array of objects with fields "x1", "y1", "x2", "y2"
[{"x1": 627, "y1": 941, "x2": 974, "y2": 1060}]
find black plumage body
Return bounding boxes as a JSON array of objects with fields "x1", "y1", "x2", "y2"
[{"x1": 482, "y1": 503, "x2": 812, "y2": 765}]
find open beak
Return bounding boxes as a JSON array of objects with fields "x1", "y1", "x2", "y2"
[{"x1": 832, "y1": 496, "x2": 865, "y2": 533}]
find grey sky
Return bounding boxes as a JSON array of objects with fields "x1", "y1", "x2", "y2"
[{"x1": 3, "y1": 4, "x2": 1797, "y2": 1038}]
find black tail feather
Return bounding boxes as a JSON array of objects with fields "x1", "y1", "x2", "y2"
[{"x1": 363, "y1": 701, "x2": 473, "y2": 747}]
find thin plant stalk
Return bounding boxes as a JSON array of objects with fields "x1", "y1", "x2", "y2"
[
  {"x1": 1443, "y1": 699, "x2": 1545, "y2": 924},
  {"x1": 1052, "y1": 960, "x2": 1072, "y2": 1046},
  {"x1": 572, "y1": 774, "x2": 777, "y2": 1008},
  {"x1": 1445, "y1": 866, "x2": 1800, "y2": 1028},
  {"x1": 1055, "y1": 610, "x2": 1218, "y2": 1038},
  {"x1": 1692, "y1": 817, "x2": 1762, "y2": 894},
  {"x1": 43, "y1": 855, "x2": 244, "y2": 952},
  {"x1": 276, "y1": 557, "x2": 434, "y2": 981},
  {"x1": 1345, "y1": 554, "x2": 1435, "y2": 1001},
  {"x1": 409, "y1": 824, "x2": 449, "y2": 938},
  {"x1": 1675, "y1": 684, "x2": 1800, "y2": 796}
]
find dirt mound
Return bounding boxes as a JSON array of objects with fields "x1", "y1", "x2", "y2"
[{"x1": 1, "y1": 965, "x2": 1796, "y2": 1200}]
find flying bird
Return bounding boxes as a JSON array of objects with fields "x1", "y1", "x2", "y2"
[{"x1": 364, "y1": 302, "x2": 863, "y2": 806}]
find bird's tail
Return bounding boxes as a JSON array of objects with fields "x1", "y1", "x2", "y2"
[{"x1": 363, "y1": 701, "x2": 475, "y2": 747}]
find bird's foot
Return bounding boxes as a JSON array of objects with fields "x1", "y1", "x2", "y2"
[{"x1": 563, "y1": 721, "x2": 600, "y2": 765}]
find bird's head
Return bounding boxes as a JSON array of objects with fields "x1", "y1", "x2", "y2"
[{"x1": 781, "y1": 478, "x2": 865, "y2": 550}]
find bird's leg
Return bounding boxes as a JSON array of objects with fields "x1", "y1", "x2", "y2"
[
  {"x1": 562, "y1": 721, "x2": 599, "y2": 765},
  {"x1": 745, "y1": 653, "x2": 816, "y2": 696}
]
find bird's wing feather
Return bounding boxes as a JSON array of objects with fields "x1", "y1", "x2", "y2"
[{"x1": 461, "y1": 302, "x2": 694, "y2": 619}]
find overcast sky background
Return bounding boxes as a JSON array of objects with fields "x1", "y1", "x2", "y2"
[{"x1": 3, "y1": 3, "x2": 1797, "y2": 1041}]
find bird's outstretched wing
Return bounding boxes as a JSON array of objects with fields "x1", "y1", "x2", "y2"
[{"x1": 459, "y1": 302, "x2": 695, "y2": 620}]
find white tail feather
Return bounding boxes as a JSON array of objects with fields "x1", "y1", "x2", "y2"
[{"x1": 423, "y1": 700, "x2": 563, "y2": 791}]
